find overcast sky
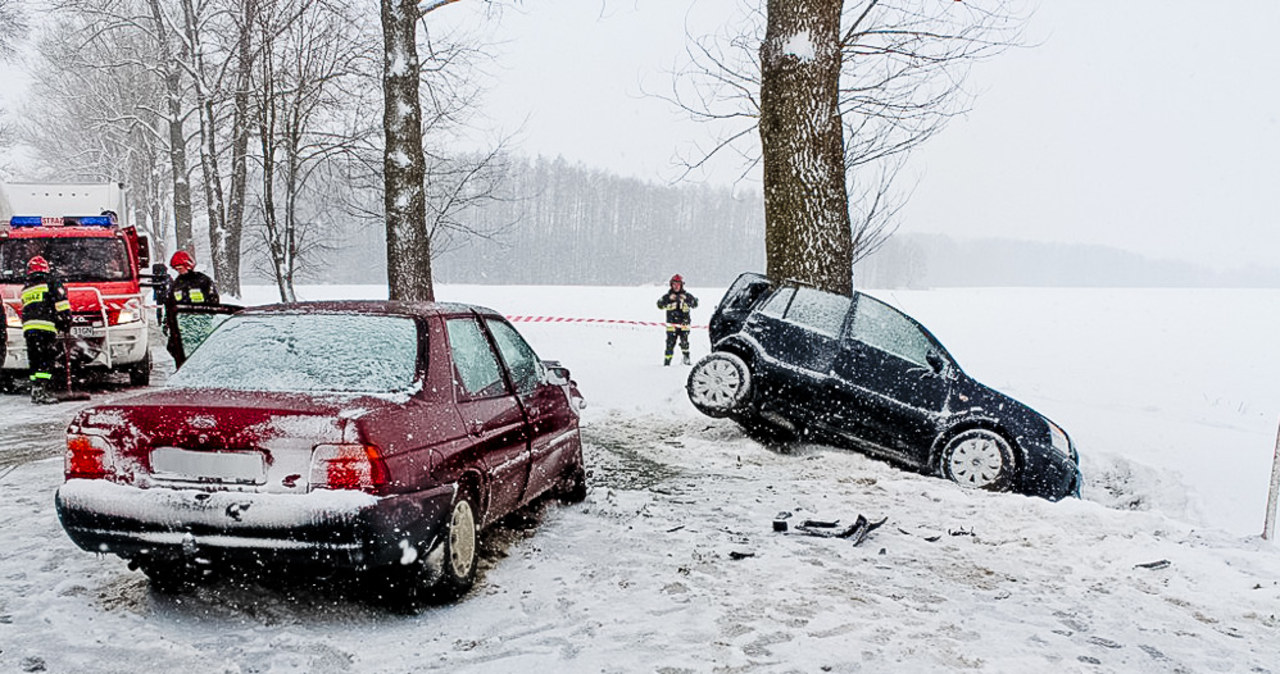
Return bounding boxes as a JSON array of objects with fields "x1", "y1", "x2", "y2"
[
  {"x1": 443, "y1": 0, "x2": 1280, "y2": 273},
  {"x1": 3, "y1": 1, "x2": 1276, "y2": 272}
]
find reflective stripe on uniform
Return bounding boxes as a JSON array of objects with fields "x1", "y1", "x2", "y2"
[
  {"x1": 30, "y1": 372, "x2": 52, "y2": 381},
  {"x1": 55, "y1": 300, "x2": 71, "y2": 312},
  {"x1": 189, "y1": 290, "x2": 205, "y2": 303},
  {"x1": 21, "y1": 285, "x2": 48, "y2": 306},
  {"x1": 22, "y1": 320, "x2": 58, "y2": 333}
]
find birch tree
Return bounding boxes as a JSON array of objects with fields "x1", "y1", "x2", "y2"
[
  {"x1": 672, "y1": 0, "x2": 1021, "y2": 295},
  {"x1": 0, "y1": 0, "x2": 25, "y2": 60},
  {"x1": 251, "y1": 0, "x2": 377, "y2": 301},
  {"x1": 20, "y1": 13, "x2": 176, "y2": 252}
]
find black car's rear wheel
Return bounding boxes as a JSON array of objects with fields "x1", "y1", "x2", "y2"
[
  {"x1": 940, "y1": 429, "x2": 1016, "y2": 492},
  {"x1": 686, "y1": 352, "x2": 752, "y2": 417}
]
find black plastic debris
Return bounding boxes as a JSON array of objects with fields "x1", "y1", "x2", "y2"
[
  {"x1": 1134, "y1": 559, "x2": 1171, "y2": 570},
  {"x1": 789, "y1": 515, "x2": 888, "y2": 546},
  {"x1": 729, "y1": 551, "x2": 755, "y2": 560},
  {"x1": 773, "y1": 511, "x2": 793, "y2": 532}
]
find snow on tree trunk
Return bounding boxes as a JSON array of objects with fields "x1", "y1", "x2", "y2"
[
  {"x1": 759, "y1": 0, "x2": 853, "y2": 296},
  {"x1": 381, "y1": 0, "x2": 433, "y2": 302},
  {"x1": 223, "y1": 0, "x2": 258, "y2": 300},
  {"x1": 147, "y1": 0, "x2": 194, "y2": 255}
]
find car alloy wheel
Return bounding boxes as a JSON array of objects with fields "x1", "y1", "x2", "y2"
[
  {"x1": 421, "y1": 491, "x2": 479, "y2": 604},
  {"x1": 445, "y1": 497, "x2": 477, "y2": 583},
  {"x1": 941, "y1": 429, "x2": 1015, "y2": 491},
  {"x1": 686, "y1": 352, "x2": 752, "y2": 417}
]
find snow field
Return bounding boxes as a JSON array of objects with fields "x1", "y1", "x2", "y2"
[{"x1": 0, "y1": 284, "x2": 1277, "y2": 673}]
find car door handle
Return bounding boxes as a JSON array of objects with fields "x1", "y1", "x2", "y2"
[{"x1": 467, "y1": 420, "x2": 484, "y2": 437}]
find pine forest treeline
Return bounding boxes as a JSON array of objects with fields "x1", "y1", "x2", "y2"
[{"x1": 328, "y1": 155, "x2": 766, "y2": 287}]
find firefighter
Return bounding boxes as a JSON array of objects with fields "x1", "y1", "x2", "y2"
[
  {"x1": 657, "y1": 273, "x2": 699, "y2": 366},
  {"x1": 168, "y1": 250, "x2": 219, "y2": 305},
  {"x1": 21, "y1": 255, "x2": 71, "y2": 404}
]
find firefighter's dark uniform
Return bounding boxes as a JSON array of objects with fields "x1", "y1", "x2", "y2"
[
  {"x1": 657, "y1": 288, "x2": 699, "y2": 365},
  {"x1": 170, "y1": 270, "x2": 219, "y2": 305},
  {"x1": 21, "y1": 271, "x2": 72, "y2": 404}
]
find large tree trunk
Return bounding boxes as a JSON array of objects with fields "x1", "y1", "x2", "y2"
[
  {"x1": 759, "y1": 0, "x2": 853, "y2": 295},
  {"x1": 147, "y1": 0, "x2": 193, "y2": 254},
  {"x1": 223, "y1": 0, "x2": 257, "y2": 299},
  {"x1": 181, "y1": 0, "x2": 230, "y2": 291},
  {"x1": 381, "y1": 0, "x2": 432, "y2": 302}
]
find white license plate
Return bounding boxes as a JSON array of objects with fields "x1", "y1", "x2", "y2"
[
  {"x1": 151, "y1": 447, "x2": 267, "y2": 485},
  {"x1": 70, "y1": 326, "x2": 104, "y2": 338}
]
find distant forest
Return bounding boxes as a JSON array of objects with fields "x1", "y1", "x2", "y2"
[{"x1": 303, "y1": 155, "x2": 1278, "y2": 289}]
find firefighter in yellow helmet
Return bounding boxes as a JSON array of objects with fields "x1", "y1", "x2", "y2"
[{"x1": 21, "y1": 255, "x2": 71, "y2": 404}]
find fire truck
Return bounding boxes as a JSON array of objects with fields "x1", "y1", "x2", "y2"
[{"x1": 0, "y1": 183, "x2": 155, "y2": 390}]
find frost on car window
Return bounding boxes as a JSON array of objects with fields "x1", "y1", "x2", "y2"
[
  {"x1": 850, "y1": 294, "x2": 934, "y2": 367},
  {"x1": 784, "y1": 287, "x2": 850, "y2": 337},
  {"x1": 446, "y1": 318, "x2": 507, "y2": 398},
  {"x1": 168, "y1": 313, "x2": 419, "y2": 393},
  {"x1": 759, "y1": 286, "x2": 795, "y2": 318}
]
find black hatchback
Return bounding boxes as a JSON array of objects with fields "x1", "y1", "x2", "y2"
[{"x1": 686, "y1": 273, "x2": 1080, "y2": 500}]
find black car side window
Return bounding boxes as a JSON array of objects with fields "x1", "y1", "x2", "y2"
[
  {"x1": 849, "y1": 294, "x2": 935, "y2": 368},
  {"x1": 784, "y1": 287, "x2": 850, "y2": 338},
  {"x1": 446, "y1": 318, "x2": 508, "y2": 399},
  {"x1": 758, "y1": 286, "x2": 795, "y2": 318},
  {"x1": 486, "y1": 318, "x2": 544, "y2": 395}
]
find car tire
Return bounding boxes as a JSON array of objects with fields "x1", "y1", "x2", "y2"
[
  {"x1": 555, "y1": 449, "x2": 588, "y2": 504},
  {"x1": 140, "y1": 560, "x2": 212, "y2": 595},
  {"x1": 736, "y1": 413, "x2": 797, "y2": 446},
  {"x1": 128, "y1": 352, "x2": 152, "y2": 387},
  {"x1": 939, "y1": 428, "x2": 1016, "y2": 492},
  {"x1": 686, "y1": 352, "x2": 752, "y2": 418},
  {"x1": 427, "y1": 491, "x2": 480, "y2": 603}
]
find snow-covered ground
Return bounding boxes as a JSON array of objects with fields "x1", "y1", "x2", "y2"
[{"x1": 1, "y1": 284, "x2": 1277, "y2": 673}]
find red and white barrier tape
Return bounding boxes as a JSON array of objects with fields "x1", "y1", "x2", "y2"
[{"x1": 505, "y1": 315, "x2": 707, "y2": 330}]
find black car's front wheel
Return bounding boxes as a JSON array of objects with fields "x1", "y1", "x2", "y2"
[
  {"x1": 686, "y1": 352, "x2": 752, "y2": 417},
  {"x1": 940, "y1": 429, "x2": 1016, "y2": 492}
]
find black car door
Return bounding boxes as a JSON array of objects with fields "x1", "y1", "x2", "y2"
[
  {"x1": 827, "y1": 293, "x2": 952, "y2": 465},
  {"x1": 742, "y1": 285, "x2": 850, "y2": 419}
]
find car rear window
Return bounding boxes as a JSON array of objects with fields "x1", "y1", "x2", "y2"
[{"x1": 167, "y1": 313, "x2": 419, "y2": 393}]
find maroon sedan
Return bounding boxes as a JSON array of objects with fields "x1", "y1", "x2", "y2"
[{"x1": 55, "y1": 301, "x2": 586, "y2": 605}]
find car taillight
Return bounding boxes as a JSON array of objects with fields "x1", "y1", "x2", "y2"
[
  {"x1": 3, "y1": 303, "x2": 19, "y2": 329},
  {"x1": 66, "y1": 434, "x2": 112, "y2": 480},
  {"x1": 309, "y1": 443, "x2": 389, "y2": 491}
]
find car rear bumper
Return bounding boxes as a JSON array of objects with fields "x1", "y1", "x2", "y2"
[{"x1": 55, "y1": 479, "x2": 455, "y2": 569}]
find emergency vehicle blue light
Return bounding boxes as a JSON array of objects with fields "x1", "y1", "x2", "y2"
[
  {"x1": 76, "y1": 216, "x2": 113, "y2": 226},
  {"x1": 9, "y1": 216, "x2": 43, "y2": 227}
]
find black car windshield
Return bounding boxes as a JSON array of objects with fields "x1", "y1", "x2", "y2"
[
  {"x1": 0, "y1": 237, "x2": 132, "y2": 282},
  {"x1": 168, "y1": 313, "x2": 420, "y2": 394}
]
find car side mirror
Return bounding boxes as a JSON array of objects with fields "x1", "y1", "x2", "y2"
[
  {"x1": 926, "y1": 352, "x2": 946, "y2": 375},
  {"x1": 140, "y1": 263, "x2": 170, "y2": 288},
  {"x1": 546, "y1": 365, "x2": 571, "y2": 386}
]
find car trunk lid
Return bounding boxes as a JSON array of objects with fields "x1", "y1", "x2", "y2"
[{"x1": 72, "y1": 388, "x2": 392, "y2": 495}]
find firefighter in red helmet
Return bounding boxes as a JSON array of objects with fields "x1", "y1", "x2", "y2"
[
  {"x1": 21, "y1": 255, "x2": 71, "y2": 404},
  {"x1": 656, "y1": 274, "x2": 699, "y2": 366},
  {"x1": 168, "y1": 250, "x2": 219, "y2": 305}
]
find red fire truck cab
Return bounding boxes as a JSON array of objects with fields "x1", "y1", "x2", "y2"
[{"x1": 1, "y1": 183, "x2": 154, "y2": 389}]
